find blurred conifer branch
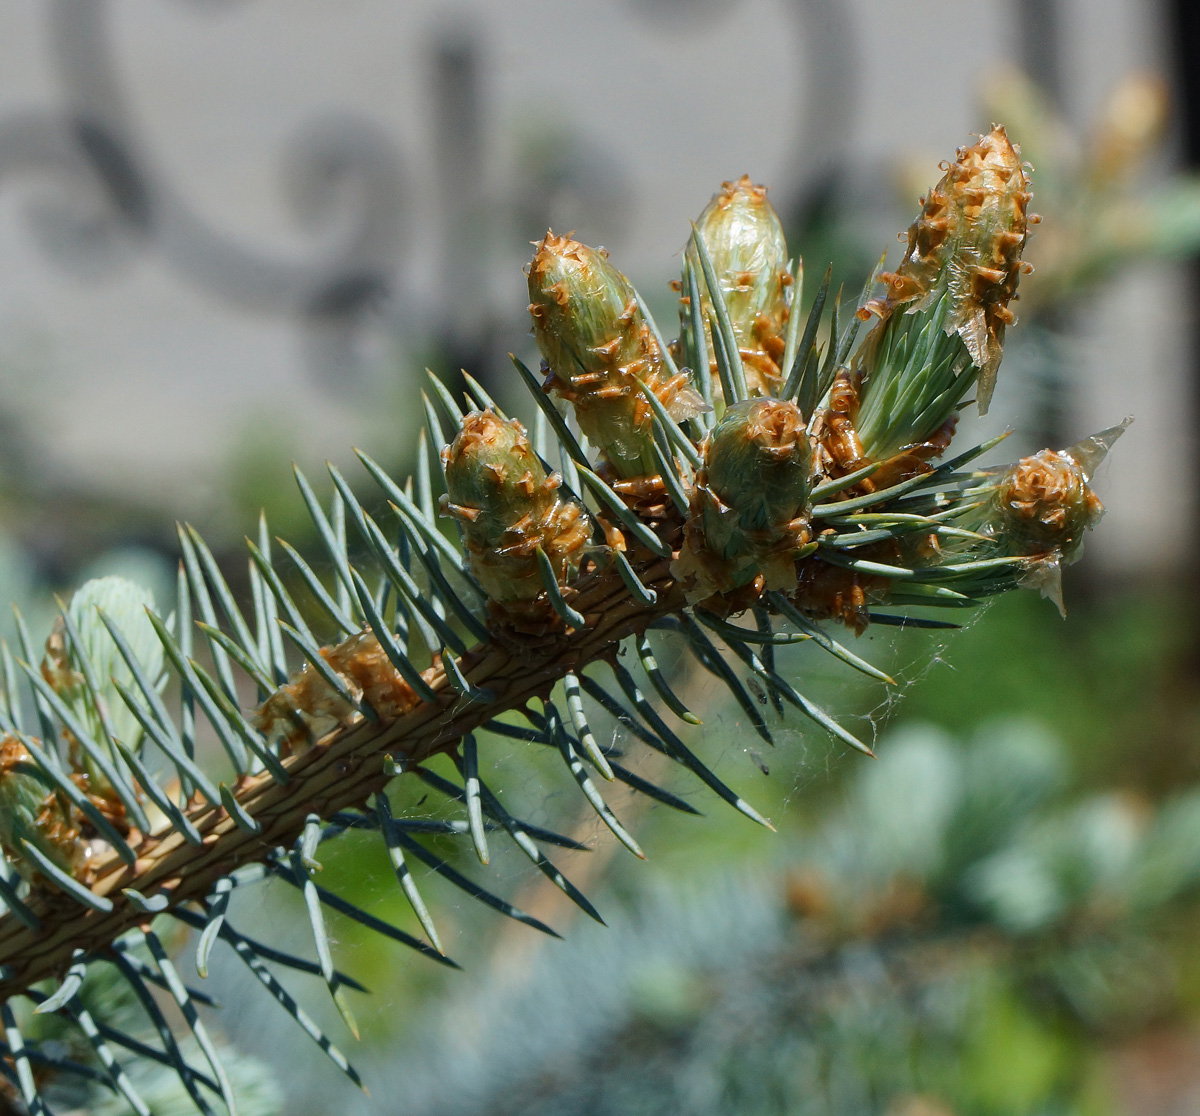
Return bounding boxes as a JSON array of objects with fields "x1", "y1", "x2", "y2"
[{"x1": 383, "y1": 720, "x2": 1200, "y2": 1116}]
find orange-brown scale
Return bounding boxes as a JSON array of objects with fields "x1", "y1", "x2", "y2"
[
  {"x1": 791, "y1": 562, "x2": 876, "y2": 635},
  {"x1": 70, "y1": 772, "x2": 132, "y2": 844},
  {"x1": 813, "y1": 369, "x2": 871, "y2": 482},
  {"x1": 601, "y1": 468, "x2": 676, "y2": 522},
  {"x1": 256, "y1": 632, "x2": 421, "y2": 757},
  {"x1": 812, "y1": 372, "x2": 956, "y2": 494},
  {"x1": 0, "y1": 734, "x2": 87, "y2": 883}
]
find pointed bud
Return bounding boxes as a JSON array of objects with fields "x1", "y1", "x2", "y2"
[
  {"x1": 857, "y1": 125, "x2": 1032, "y2": 434},
  {"x1": 983, "y1": 449, "x2": 1104, "y2": 616},
  {"x1": 684, "y1": 177, "x2": 792, "y2": 397},
  {"x1": 0, "y1": 735, "x2": 83, "y2": 880},
  {"x1": 43, "y1": 577, "x2": 162, "y2": 794},
  {"x1": 442, "y1": 410, "x2": 591, "y2": 628},
  {"x1": 528, "y1": 232, "x2": 702, "y2": 478},
  {"x1": 990, "y1": 449, "x2": 1105, "y2": 557},
  {"x1": 970, "y1": 421, "x2": 1126, "y2": 614},
  {"x1": 674, "y1": 398, "x2": 812, "y2": 601}
]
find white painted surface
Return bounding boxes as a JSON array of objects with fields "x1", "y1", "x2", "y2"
[{"x1": 0, "y1": 0, "x2": 1186, "y2": 570}]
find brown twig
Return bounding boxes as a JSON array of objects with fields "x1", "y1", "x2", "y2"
[{"x1": 0, "y1": 551, "x2": 684, "y2": 1001}]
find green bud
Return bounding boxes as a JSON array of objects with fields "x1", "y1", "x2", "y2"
[
  {"x1": 528, "y1": 232, "x2": 702, "y2": 478},
  {"x1": 0, "y1": 735, "x2": 83, "y2": 880},
  {"x1": 442, "y1": 410, "x2": 591, "y2": 628},
  {"x1": 674, "y1": 398, "x2": 813, "y2": 601},
  {"x1": 42, "y1": 577, "x2": 162, "y2": 793},
  {"x1": 684, "y1": 176, "x2": 791, "y2": 398}
]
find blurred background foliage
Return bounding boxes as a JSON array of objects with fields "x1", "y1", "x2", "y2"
[{"x1": 2, "y1": 2, "x2": 1200, "y2": 1113}]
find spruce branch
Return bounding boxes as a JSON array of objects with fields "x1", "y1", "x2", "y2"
[
  {"x1": 0, "y1": 124, "x2": 1129, "y2": 1111},
  {"x1": 0, "y1": 548, "x2": 685, "y2": 999}
]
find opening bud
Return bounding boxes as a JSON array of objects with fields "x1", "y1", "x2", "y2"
[
  {"x1": 976, "y1": 420, "x2": 1126, "y2": 614},
  {"x1": 856, "y1": 125, "x2": 1032, "y2": 437},
  {"x1": 674, "y1": 398, "x2": 813, "y2": 602},
  {"x1": 991, "y1": 450, "x2": 1104, "y2": 557},
  {"x1": 442, "y1": 410, "x2": 591, "y2": 629}
]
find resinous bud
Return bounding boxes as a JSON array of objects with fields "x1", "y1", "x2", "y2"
[
  {"x1": 684, "y1": 177, "x2": 791, "y2": 397},
  {"x1": 860, "y1": 125, "x2": 1032, "y2": 413},
  {"x1": 442, "y1": 410, "x2": 591, "y2": 627},
  {"x1": 528, "y1": 232, "x2": 702, "y2": 478},
  {"x1": 674, "y1": 398, "x2": 813, "y2": 601},
  {"x1": 0, "y1": 734, "x2": 83, "y2": 880}
]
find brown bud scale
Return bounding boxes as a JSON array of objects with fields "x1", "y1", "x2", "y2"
[{"x1": 256, "y1": 633, "x2": 421, "y2": 756}]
